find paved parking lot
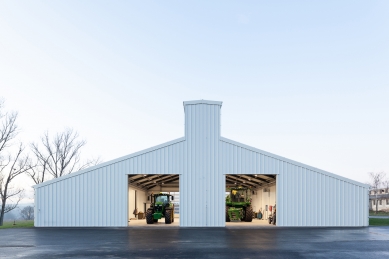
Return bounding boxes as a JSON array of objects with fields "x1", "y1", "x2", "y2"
[{"x1": 1, "y1": 227, "x2": 389, "y2": 258}]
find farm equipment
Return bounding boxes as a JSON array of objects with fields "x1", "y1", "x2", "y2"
[
  {"x1": 268, "y1": 206, "x2": 276, "y2": 225},
  {"x1": 226, "y1": 187, "x2": 253, "y2": 222},
  {"x1": 146, "y1": 193, "x2": 175, "y2": 224}
]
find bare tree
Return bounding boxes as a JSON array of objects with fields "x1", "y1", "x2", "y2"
[
  {"x1": 368, "y1": 172, "x2": 386, "y2": 214},
  {"x1": 0, "y1": 144, "x2": 31, "y2": 225},
  {"x1": 20, "y1": 205, "x2": 34, "y2": 220},
  {"x1": 384, "y1": 178, "x2": 389, "y2": 193},
  {"x1": 0, "y1": 100, "x2": 28, "y2": 226},
  {"x1": 25, "y1": 157, "x2": 47, "y2": 185},
  {"x1": 26, "y1": 128, "x2": 100, "y2": 183},
  {"x1": 0, "y1": 99, "x2": 18, "y2": 157}
]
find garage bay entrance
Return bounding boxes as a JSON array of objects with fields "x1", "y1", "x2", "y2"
[
  {"x1": 225, "y1": 174, "x2": 277, "y2": 227},
  {"x1": 128, "y1": 174, "x2": 180, "y2": 227}
]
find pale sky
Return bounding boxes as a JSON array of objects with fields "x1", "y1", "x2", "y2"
[{"x1": 1, "y1": 1, "x2": 389, "y2": 203}]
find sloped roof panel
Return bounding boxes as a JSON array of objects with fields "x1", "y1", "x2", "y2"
[{"x1": 220, "y1": 137, "x2": 368, "y2": 188}]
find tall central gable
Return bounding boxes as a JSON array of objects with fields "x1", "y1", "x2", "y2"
[{"x1": 180, "y1": 100, "x2": 225, "y2": 226}]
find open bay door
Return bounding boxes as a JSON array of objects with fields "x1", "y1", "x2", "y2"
[
  {"x1": 225, "y1": 174, "x2": 277, "y2": 227},
  {"x1": 128, "y1": 174, "x2": 179, "y2": 227}
]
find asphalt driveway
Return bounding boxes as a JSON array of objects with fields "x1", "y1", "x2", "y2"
[{"x1": 1, "y1": 227, "x2": 389, "y2": 258}]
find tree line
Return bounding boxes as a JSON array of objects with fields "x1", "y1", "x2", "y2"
[{"x1": 0, "y1": 99, "x2": 100, "y2": 226}]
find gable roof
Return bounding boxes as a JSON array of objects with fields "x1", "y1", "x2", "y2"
[
  {"x1": 33, "y1": 137, "x2": 185, "y2": 189},
  {"x1": 221, "y1": 137, "x2": 369, "y2": 188},
  {"x1": 183, "y1": 100, "x2": 222, "y2": 106},
  {"x1": 35, "y1": 135, "x2": 368, "y2": 189}
]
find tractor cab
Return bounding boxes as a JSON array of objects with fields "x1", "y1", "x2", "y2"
[
  {"x1": 227, "y1": 187, "x2": 251, "y2": 204},
  {"x1": 155, "y1": 195, "x2": 169, "y2": 205},
  {"x1": 230, "y1": 188, "x2": 249, "y2": 203}
]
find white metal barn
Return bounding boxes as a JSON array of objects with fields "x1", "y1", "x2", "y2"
[{"x1": 34, "y1": 100, "x2": 369, "y2": 227}]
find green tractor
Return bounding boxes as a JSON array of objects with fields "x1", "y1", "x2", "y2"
[
  {"x1": 226, "y1": 187, "x2": 253, "y2": 222},
  {"x1": 146, "y1": 193, "x2": 175, "y2": 224}
]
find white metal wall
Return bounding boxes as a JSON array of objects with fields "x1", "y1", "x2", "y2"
[
  {"x1": 35, "y1": 138, "x2": 185, "y2": 227},
  {"x1": 180, "y1": 101, "x2": 224, "y2": 227},
  {"x1": 278, "y1": 166, "x2": 368, "y2": 226},
  {"x1": 219, "y1": 137, "x2": 369, "y2": 227},
  {"x1": 35, "y1": 162, "x2": 128, "y2": 227},
  {"x1": 34, "y1": 100, "x2": 368, "y2": 227},
  {"x1": 220, "y1": 139, "x2": 282, "y2": 175}
]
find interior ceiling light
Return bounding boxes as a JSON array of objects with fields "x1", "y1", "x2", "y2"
[
  {"x1": 255, "y1": 174, "x2": 257, "y2": 177},
  {"x1": 144, "y1": 174, "x2": 146, "y2": 176}
]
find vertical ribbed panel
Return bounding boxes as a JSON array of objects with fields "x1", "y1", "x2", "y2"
[
  {"x1": 181, "y1": 102, "x2": 224, "y2": 227},
  {"x1": 34, "y1": 100, "x2": 368, "y2": 228},
  {"x1": 219, "y1": 138, "x2": 368, "y2": 227},
  {"x1": 34, "y1": 139, "x2": 186, "y2": 227},
  {"x1": 277, "y1": 167, "x2": 368, "y2": 227}
]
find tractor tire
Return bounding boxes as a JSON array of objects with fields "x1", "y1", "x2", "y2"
[
  {"x1": 146, "y1": 209, "x2": 154, "y2": 224},
  {"x1": 244, "y1": 206, "x2": 253, "y2": 222},
  {"x1": 172, "y1": 205, "x2": 175, "y2": 222},
  {"x1": 165, "y1": 209, "x2": 173, "y2": 224},
  {"x1": 226, "y1": 206, "x2": 230, "y2": 222}
]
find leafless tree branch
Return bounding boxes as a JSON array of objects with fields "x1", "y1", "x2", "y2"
[
  {"x1": 0, "y1": 143, "x2": 29, "y2": 225},
  {"x1": 0, "y1": 108, "x2": 18, "y2": 154},
  {"x1": 0, "y1": 100, "x2": 26, "y2": 226},
  {"x1": 20, "y1": 205, "x2": 34, "y2": 220},
  {"x1": 77, "y1": 157, "x2": 102, "y2": 171},
  {"x1": 26, "y1": 128, "x2": 99, "y2": 184}
]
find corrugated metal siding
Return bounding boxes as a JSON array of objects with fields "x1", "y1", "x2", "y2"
[
  {"x1": 219, "y1": 138, "x2": 368, "y2": 227},
  {"x1": 277, "y1": 169, "x2": 368, "y2": 226},
  {"x1": 35, "y1": 139, "x2": 185, "y2": 227},
  {"x1": 34, "y1": 100, "x2": 368, "y2": 227},
  {"x1": 219, "y1": 140, "x2": 281, "y2": 175},
  {"x1": 181, "y1": 103, "x2": 224, "y2": 227},
  {"x1": 290, "y1": 166, "x2": 368, "y2": 227}
]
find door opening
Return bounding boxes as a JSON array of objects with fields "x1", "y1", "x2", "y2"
[
  {"x1": 128, "y1": 174, "x2": 180, "y2": 227},
  {"x1": 225, "y1": 174, "x2": 277, "y2": 227}
]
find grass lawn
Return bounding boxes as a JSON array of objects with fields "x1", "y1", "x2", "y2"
[
  {"x1": 0, "y1": 220, "x2": 34, "y2": 229},
  {"x1": 369, "y1": 210, "x2": 389, "y2": 216},
  {"x1": 369, "y1": 218, "x2": 389, "y2": 226}
]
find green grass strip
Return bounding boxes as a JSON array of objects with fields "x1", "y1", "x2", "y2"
[
  {"x1": 369, "y1": 218, "x2": 389, "y2": 226},
  {"x1": 0, "y1": 220, "x2": 34, "y2": 229}
]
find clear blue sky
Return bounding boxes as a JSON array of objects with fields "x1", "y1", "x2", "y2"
[{"x1": 1, "y1": 1, "x2": 388, "y2": 202}]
